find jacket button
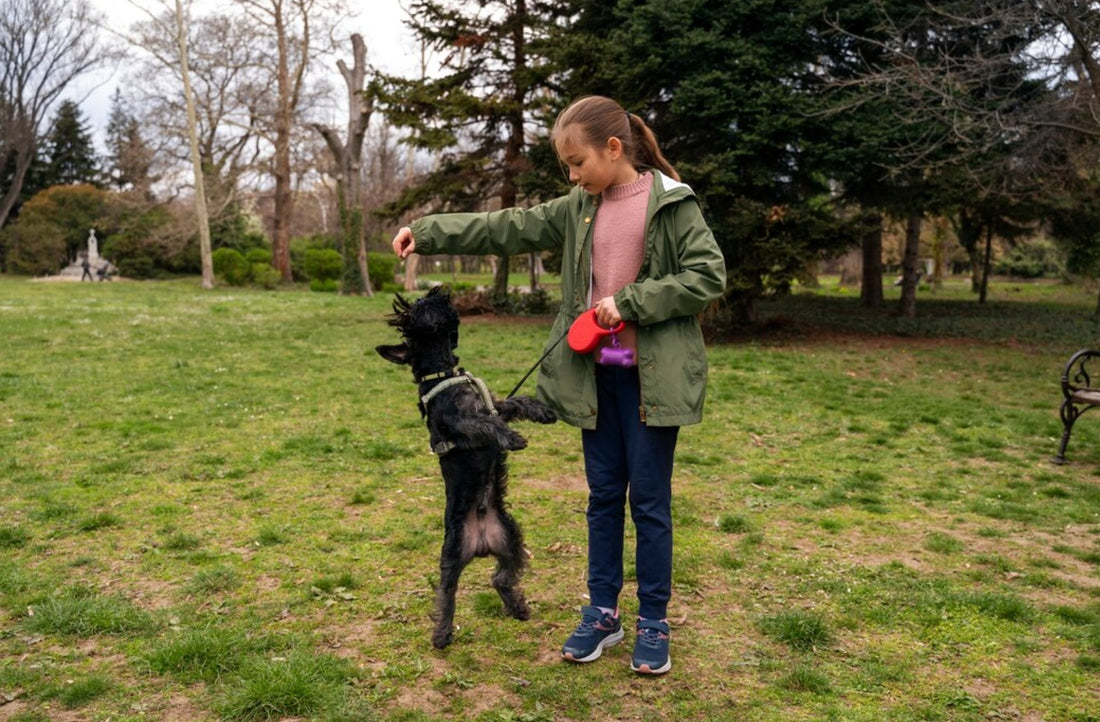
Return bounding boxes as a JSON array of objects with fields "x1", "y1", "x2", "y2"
[{"x1": 584, "y1": 217, "x2": 591, "y2": 223}]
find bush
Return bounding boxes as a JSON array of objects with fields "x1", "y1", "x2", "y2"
[
  {"x1": 290, "y1": 234, "x2": 338, "y2": 281},
  {"x1": 994, "y1": 239, "x2": 1065, "y2": 279},
  {"x1": 303, "y1": 248, "x2": 342, "y2": 282},
  {"x1": 251, "y1": 263, "x2": 281, "y2": 289},
  {"x1": 309, "y1": 279, "x2": 339, "y2": 293},
  {"x1": 245, "y1": 248, "x2": 273, "y2": 266},
  {"x1": 2, "y1": 217, "x2": 67, "y2": 275},
  {"x1": 368, "y1": 252, "x2": 397, "y2": 292},
  {"x1": 212, "y1": 248, "x2": 249, "y2": 286}
]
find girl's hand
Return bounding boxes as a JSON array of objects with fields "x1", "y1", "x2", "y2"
[
  {"x1": 392, "y1": 227, "x2": 416, "y2": 258},
  {"x1": 594, "y1": 297, "x2": 622, "y2": 328}
]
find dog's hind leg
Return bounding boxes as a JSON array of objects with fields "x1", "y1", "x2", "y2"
[
  {"x1": 489, "y1": 509, "x2": 530, "y2": 621},
  {"x1": 432, "y1": 532, "x2": 467, "y2": 649}
]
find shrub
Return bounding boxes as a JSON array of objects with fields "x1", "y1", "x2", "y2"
[
  {"x1": 245, "y1": 248, "x2": 273, "y2": 266},
  {"x1": 290, "y1": 234, "x2": 338, "y2": 280},
  {"x1": 309, "y1": 278, "x2": 339, "y2": 293},
  {"x1": 250, "y1": 263, "x2": 281, "y2": 289},
  {"x1": 368, "y1": 252, "x2": 397, "y2": 292},
  {"x1": 212, "y1": 248, "x2": 250, "y2": 286},
  {"x1": 302, "y1": 248, "x2": 342, "y2": 282},
  {"x1": 994, "y1": 239, "x2": 1065, "y2": 279}
]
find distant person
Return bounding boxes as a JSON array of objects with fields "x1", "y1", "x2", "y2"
[
  {"x1": 391, "y1": 95, "x2": 726, "y2": 675},
  {"x1": 81, "y1": 257, "x2": 92, "y2": 282}
]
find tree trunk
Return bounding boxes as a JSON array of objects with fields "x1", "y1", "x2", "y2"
[
  {"x1": 979, "y1": 225, "x2": 994, "y2": 304},
  {"x1": 176, "y1": 0, "x2": 214, "y2": 289},
  {"x1": 490, "y1": 0, "x2": 528, "y2": 299},
  {"x1": 312, "y1": 36, "x2": 376, "y2": 294},
  {"x1": 272, "y1": 14, "x2": 294, "y2": 283},
  {"x1": 860, "y1": 212, "x2": 884, "y2": 308},
  {"x1": 898, "y1": 209, "x2": 922, "y2": 318},
  {"x1": 404, "y1": 254, "x2": 419, "y2": 291}
]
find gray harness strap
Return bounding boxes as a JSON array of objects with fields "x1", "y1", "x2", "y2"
[{"x1": 420, "y1": 371, "x2": 498, "y2": 455}]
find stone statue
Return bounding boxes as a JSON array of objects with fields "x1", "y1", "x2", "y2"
[{"x1": 87, "y1": 229, "x2": 99, "y2": 263}]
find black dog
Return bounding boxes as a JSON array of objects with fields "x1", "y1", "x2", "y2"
[{"x1": 375, "y1": 286, "x2": 556, "y2": 649}]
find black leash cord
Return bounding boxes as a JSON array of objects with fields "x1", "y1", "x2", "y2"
[{"x1": 506, "y1": 327, "x2": 569, "y2": 399}]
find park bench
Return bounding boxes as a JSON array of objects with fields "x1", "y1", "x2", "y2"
[{"x1": 1055, "y1": 349, "x2": 1100, "y2": 463}]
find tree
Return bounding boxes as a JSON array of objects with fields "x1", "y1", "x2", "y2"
[
  {"x1": 235, "y1": 0, "x2": 337, "y2": 283},
  {"x1": 0, "y1": 0, "x2": 120, "y2": 229},
  {"x1": 381, "y1": 0, "x2": 557, "y2": 297},
  {"x1": 544, "y1": 0, "x2": 855, "y2": 323},
  {"x1": 3, "y1": 184, "x2": 113, "y2": 274},
  {"x1": 825, "y1": 1, "x2": 1100, "y2": 314},
  {"x1": 40, "y1": 100, "x2": 100, "y2": 187},
  {"x1": 311, "y1": 33, "x2": 376, "y2": 295},
  {"x1": 127, "y1": 9, "x2": 266, "y2": 234},
  {"x1": 122, "y1": 0, "x2": 217, "y2": 288},
  {"x1": 104, "y1": 88, "x2": 156, "y2": 196}
]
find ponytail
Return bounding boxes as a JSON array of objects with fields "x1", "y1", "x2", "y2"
[
  {"x1": 552, "y1": 96, "x2": 680, "y2": 182},
  {"x1": 626, "y1": 112, "x2": 679, "y2": 182}
]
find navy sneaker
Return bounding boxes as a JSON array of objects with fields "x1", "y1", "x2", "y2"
[
  {"x1": 561, "y1": 606, "x2": 624, "y2": 663},
  {"x1": 631, "y1": 618, "x2": 671, "y2": 675}
]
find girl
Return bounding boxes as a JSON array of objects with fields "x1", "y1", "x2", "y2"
[{"x1": 391, "y1": 95, "x2": 726, "y2": 675}]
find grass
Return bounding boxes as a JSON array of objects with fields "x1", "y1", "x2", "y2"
[{"x1": 0, "y1": 273, "x2": 1098, "y2": 720}]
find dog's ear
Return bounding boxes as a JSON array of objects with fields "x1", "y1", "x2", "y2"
[{"x1": 375, "y1": 343, "x2": 410, "y2": 365}]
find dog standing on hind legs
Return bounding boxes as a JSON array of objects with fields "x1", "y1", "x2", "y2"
[{"x1": 375, "y1": 286, "x2": 557, "y2": 649}]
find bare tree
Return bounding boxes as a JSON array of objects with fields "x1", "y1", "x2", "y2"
[
  {"x1": 126, "y1": 10, "x2": 264, "y2": 223},
  {"x1": 119, "y1": 0, "x2": 216, "y2": 288},
  {"x1": 235, "y1": 0, "x2": 339, "y2": 282},
  {"x1": 0, "y1": 0, "x2": 120, "y2": 229},
  {"x1": 311, "y1": 33, "x2": 375, "y2": 295}
]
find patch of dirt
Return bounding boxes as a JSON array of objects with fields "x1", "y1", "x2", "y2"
[{"x1": 522, "y1": 473, "x2": 588, "y2": 494}]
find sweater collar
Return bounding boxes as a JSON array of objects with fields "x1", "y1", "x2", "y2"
[{"x1": 602, "y1": 171, "x2": 653, "y2": 202}]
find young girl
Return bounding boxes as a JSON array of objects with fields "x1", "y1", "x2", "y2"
[{"x1": 391, "y1": 95, "x2": 726, "y2": 675}]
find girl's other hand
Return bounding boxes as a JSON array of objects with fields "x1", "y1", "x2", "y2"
[{"x1": 393, "y1": 227, "x2": 416, "y2": 258}]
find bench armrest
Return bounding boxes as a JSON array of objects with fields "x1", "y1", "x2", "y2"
[{"x1": 1062, "y1": 349, "x2": 1100, "y2": 399}]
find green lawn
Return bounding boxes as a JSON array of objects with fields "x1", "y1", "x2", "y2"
[{"x1": 0, "y1": 275, "x2": 1098, "y2": 721}]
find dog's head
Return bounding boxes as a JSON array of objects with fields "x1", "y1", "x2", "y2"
[{"x1": 375, "y1": 285, "x2": 460, "y2": 374}]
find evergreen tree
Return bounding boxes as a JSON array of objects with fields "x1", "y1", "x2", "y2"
[
  {"x1": 380, "y1": 0, "x2": 560, "y2": 296},
  {"x1": 543, "y1": 0, "x2": 856, "y2": 323},
  {"x1": 42, "y1": 100, "x2": 101, "y2": 187}
]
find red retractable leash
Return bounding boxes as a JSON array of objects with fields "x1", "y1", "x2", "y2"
[{"x1": 506, "y1": 309, "x2": 629, "y2": 399}]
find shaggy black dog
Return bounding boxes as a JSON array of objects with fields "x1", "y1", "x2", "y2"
[{"x1": 376, "y1": 286, "x2": 557, "y2": 649}]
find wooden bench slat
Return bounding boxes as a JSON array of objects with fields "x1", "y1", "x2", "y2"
[{"x1": 1071, "y1": 390, "x2": 1100, "y2": 405}]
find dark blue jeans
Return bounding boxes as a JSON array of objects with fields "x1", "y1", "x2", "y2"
[{"x1": 581, "y1": 365, "x2": 679, "y2": 620}]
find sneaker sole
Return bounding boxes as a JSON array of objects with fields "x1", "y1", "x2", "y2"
[
  {"x1": 561, "y1": 628, "x2": 624, "y2": 663},
  {"x1": 631, "y1": 657, "x2": 672, "y2": 675}
]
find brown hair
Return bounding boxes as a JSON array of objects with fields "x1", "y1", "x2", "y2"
[{"x1": 551, "y1": 95, "x2": 680, "y2": 182}]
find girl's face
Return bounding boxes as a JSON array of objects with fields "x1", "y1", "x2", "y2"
[{"x1": 556, "y1": 132, "x2": 638, "y2": 196}]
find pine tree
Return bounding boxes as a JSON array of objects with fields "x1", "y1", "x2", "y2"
[
  {"x1": 42, "y1": 100, "x2": 101, "y2": 187},
  {"x1": 380, "y1": 0, "x2": 559, "y2": 296}
]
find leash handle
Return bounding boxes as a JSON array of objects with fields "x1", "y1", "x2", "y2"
[{"x1": 507, "y1": 327, "x2": 569, "y2": 399}]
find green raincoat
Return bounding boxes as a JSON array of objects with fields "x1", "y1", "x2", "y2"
[{"x1": 409, "y1": 171, "x2": 726, "y2": 429}]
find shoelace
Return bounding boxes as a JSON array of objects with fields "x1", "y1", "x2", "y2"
[{"x1": 637, "y1": 626, "x2": 667, "y2": 648}]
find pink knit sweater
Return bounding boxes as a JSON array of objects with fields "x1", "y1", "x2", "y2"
[{"x1": 591, "y1": 171, "x2": 652, "y2": 364}]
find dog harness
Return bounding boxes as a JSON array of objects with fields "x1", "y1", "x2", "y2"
[{"x1": 419, "y1": 370, "x2": 498, "y2": 456}]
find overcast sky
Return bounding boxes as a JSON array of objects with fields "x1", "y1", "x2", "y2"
[{"x1": 79, "y1": 0, "x2": 416, "y2": 148}]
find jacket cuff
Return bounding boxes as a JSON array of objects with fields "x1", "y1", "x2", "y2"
[{"x1": 409, "y1": 218, "x2": 434, "y2": 255}]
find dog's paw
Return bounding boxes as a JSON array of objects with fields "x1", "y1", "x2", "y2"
[
  {"x1": 531, "y1": 406, "x2": 557, "y2": 424},
  {"x1": 431, "y1": 628, "x2": 453, "y2": 649},
  {"x1": 503, "y1": 430, "x2": 528, "y2": 451}
]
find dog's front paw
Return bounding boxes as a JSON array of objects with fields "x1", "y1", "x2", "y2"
[
  {"x1": 531, "y1": 406, "x2": 557, "y2": 424},
  {"x1": 503, "y1": 430, "x2": 528, "y2": 451}
]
